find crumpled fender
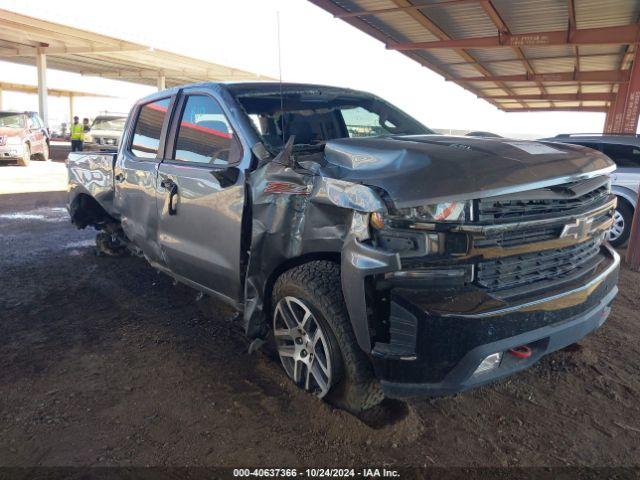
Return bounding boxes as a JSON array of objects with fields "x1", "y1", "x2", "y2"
[{"x1": 243, "y1": 151, "x2": 393, "y2": 352}]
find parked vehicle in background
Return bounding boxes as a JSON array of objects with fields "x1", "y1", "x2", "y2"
[
  {"x1": 541, "y1": 134, "x2": 640, "y2": 247},
  {"x1": 0, "y1": 110, "x2": 49, "y2": 166},
  {"x1": 67, "y1": 83, "x2": 620, "y2": 412},
  {"x1": 84, "y1": 114, "x2": 127, "y2": 151}
]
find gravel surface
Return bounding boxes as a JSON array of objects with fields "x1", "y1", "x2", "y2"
[{"x1": 1, "y1": 186, "x2": 639, "y2": 468}]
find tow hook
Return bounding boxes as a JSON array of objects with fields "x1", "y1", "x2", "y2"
[{"x1": 508, "y1": 345, "x2": 533, "y2": 359}]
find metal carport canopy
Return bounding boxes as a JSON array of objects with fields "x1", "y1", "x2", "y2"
[
  {"x1": 309, "y1": 0, "x2": 640, "y2": 134},
  {"x1": 0, "y1": 8, "x2": 271, "y2": 126}
]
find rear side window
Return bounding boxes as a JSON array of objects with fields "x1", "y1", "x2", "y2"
[
  {"x1": 173, "y1": 95, "x2": 237, "y2": 165},
  {"x1": 602, "y1": 143, "x2": 640, "y2": 168},
  {"x1": 131, "y1": 98, "x2": 171, "y2": 158}
]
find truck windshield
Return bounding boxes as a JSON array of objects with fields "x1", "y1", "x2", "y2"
[
  {"x1": 91, "y1": 116, "x2": 127, "y2": 131},
  {"x1": 230, "y1": 87, "x2": 432, "y2": 151},
  {"x1": 0, "y1": 112, "x2": 25, "y2": 128}
]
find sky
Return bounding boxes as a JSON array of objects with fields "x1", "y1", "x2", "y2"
[{"x1": 0, "y1": 0, "x2": 610, "y2": 138}]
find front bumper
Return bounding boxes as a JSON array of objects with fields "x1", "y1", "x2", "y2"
[
  {"x1": 342, "y1": 239, "x2": 620, "y2": 398},
  {"x1": 0, "y1": 144, "x2": 25, "y2": 160}
]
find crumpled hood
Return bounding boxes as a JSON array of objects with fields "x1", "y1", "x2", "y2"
[{"x1": 320, "y1": 135, "x2": 614, "y2": 208}]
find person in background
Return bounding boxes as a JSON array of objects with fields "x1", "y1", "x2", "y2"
[
  {"x1": 70, "y1": 116, "x2": 85, "y2": 152},
  {"x1": 83, "y1": 118, "x2": 90, "y2": 133}
]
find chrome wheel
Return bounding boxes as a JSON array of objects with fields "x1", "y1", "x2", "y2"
[
  {"x1": 273, "y1": 296, "x2": 333, "y2": 398},
  {"x1": 608, "y1": 209, "x2": 625, "y2": 242}
]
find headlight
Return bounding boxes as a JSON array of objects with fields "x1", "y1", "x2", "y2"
[{"x1": 380, "y1": 201, "x2": 470, "y2": 225}]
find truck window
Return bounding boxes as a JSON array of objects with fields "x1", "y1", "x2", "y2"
[
  {"x1": 131, "y1": 98, "x2": 170, "y2": 158},
  {"x1": 173, "y1": 95, "x2": 236, "y2": 166},
  {"x1": 601, "y1": 143, "x2": 640, "y2": 168}
]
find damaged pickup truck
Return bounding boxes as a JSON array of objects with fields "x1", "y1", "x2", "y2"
[{"x1": 67, "y1": 82, "x2": 620, "y2": 412}]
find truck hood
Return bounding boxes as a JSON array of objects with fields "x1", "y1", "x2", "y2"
[{"x1": 320, "y1": 135, "x2": 614, "y2": 208}]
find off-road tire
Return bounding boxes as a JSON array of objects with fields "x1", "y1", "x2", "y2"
[
  {"x1": 18, "y1": 144, "x2": 30, "y2": 166},
  {"x1": 272, "y1": 260, "x2": 384, "y2": 413},
  {"x1": 609, "y1": 199, "x2": 633, "y2": 247}
]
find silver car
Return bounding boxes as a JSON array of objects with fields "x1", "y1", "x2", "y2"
[{"x1": 541, "y1": 134, "x2": 640, "y2": 247}]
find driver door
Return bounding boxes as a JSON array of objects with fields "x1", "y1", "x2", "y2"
[{"x1": 156, "y1": 89, "x2": 247, "y2": 305}]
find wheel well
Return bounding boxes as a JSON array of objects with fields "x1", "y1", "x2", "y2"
[
  {"x1": 616, "y1": 195, "x2": 634, "y2": 213},
  {"x1": 69, "y1": 193, "x2": 115, "y2": 229},
  {"x1": 264, "y1": 252, "x2": 341, "y2": 319}
]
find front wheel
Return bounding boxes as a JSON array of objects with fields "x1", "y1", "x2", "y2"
[
  {"x1": 272, "y1": 261, "x2": 383, "y2": 413},
  {"x1": 608, "y1": 200, "x2": 633, "y2": 247},
  {"x1": 18, "y1": 144, "x2": 30, "y2": 166}
]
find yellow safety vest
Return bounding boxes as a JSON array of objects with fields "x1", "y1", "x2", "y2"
[{"x1": 70, "y1": 123, "x2": 85, "y2": 141}]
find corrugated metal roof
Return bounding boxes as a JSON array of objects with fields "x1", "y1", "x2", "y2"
[{"x1": 310, "y1": 0, "x2": 640, "y2": 113}]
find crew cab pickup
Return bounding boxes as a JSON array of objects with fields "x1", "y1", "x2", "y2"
[{"x1": 67, "y1": 82, "x2": 620, "y2": 412}]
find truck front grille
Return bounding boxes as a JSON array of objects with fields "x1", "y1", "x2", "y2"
[
  {"x1": 477, "y1": 177, "x2": 609, "y2": 224},
  {"x1": 476, "y1": 237, "x2": 602, "y2": 293}
]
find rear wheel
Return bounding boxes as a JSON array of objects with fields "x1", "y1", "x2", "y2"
[
  {"x1": 18, "y1": 144, "x2": 30, "y2": 166},
  {"x1": 608, "y1": 199, "x2": 633, "y2": 247},
  {"x1": 272, "y1": 261, "x2": 383, "y2": 413}
]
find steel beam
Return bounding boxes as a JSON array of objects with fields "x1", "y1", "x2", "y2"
[
  {"x1": 388, "y1": 24, "x2": 640, "y2": 50},
  {"x1": 502, "y1": 106, "x2": 608, "y2": 112},
  {"x1": 0, "y1": 45, "x2": 148, "y2": 58},
  {"x1": 334, "y1": 0, "x2": 478, "y2": 18},
  {"x1": 491, "y1": 93, "x2": 615, "y2": 101},
  {"x1": 457, "y1": 70, "x2": 630, "y2": 83}
]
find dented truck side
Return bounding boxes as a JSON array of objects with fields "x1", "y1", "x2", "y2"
[{"x1": 67, "y1": 82, "x2": 620, "y2": 412}]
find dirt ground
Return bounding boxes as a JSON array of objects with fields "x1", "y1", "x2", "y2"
[{"x1": 1, "y1": 171, "x2": 640, "y2": 468}]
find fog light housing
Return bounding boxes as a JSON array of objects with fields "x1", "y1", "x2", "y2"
[{"x1": 473, "y1": 352, "x2": 503, "y2": 376}]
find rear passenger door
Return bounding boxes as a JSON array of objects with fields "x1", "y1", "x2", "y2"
[
  {"x1": 114, "y1": 96, "x2": 175, "y2": 265},
  {"x1": 156, "y1": 89, "x2": 246, "y2": 304}
]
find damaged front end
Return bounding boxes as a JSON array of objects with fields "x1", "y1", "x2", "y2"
[
  {"x1": 349, "y1": 175, "x2": 619, "y2": 398},
  {"x1": 243, "y1": 135, "x2": 620, "y2": 399}
]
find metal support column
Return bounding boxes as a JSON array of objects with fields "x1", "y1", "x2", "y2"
[
  {"x1": 36, "y1": 50, "x2": 49, "y2": 127},
  {"x1": 625, "y1": 49, "x2": 640, "y2": 269},
  {"x1": 157, "y1": 72, "x2": 166, "y2": 91},
  {"x1": 620, "y1": 48, "x2": 640, "y2": 135},
  {"x1": 69, "y1": 93, "x2": 74, "y2": 123}
]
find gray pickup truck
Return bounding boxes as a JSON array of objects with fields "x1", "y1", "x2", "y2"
[{"x1": 67, "y1": 82, "x2": 620, "y2": 412}]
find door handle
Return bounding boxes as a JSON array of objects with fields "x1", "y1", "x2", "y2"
[
  {"x1": 160, "y1": 178, "x2": 178, "y2": 215},
  {"x1": 160, "y1": 178, "x2": 175, "y2": 190},
  {"x1": 114, "y1": 172, "x2": 125, "y2": 183}
]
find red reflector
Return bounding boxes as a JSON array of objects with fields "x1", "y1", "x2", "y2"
[{"x1": 508, "y1": 345, "x2": 532, "y2": 359}]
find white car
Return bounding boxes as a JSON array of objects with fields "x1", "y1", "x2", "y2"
[{"x1": 541, "y1": 134, "x2": 640, "y2": 247}]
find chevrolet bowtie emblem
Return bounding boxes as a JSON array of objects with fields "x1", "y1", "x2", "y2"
[{"x1": 560, "y1": 216, "x2": 595, "y2": 239}]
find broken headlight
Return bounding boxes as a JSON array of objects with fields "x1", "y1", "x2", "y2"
[
  {"x1": 395, "y1": 201, "x2": 469, "y2": 222},
  {"x1": 372, "y1": 201, "x2": 470, "y2": 228}
]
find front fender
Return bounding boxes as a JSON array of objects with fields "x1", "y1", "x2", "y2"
[{"x1": 612, "y1": 185, "x2": 638, "y2": 209}]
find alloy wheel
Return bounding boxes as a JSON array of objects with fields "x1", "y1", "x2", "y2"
[
  {"x1": 273, "y1": 296, "x2": 333, "y2": 397},
  {"x1": 607, "y1": 209, "x2": 625, "y2": 242}
]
